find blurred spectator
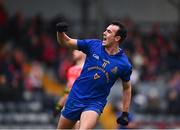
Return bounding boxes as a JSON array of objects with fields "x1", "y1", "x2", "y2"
[
  {"x1": 146, "y1": 89, "x2": 161, "y2": 114},
  {"x1": 25, "y1": 61, "x2": 44, "y2": 92},
  {"x1": 8, "y1": 11, "x2": 25, "y2": 46},
  {"x1": 0, "y1": 47, "x2": 26, "y2": 101},
  {"x1": 0, "y1": 0, "x2": 8, "y2": 42},
  {"x1": 133, "y1": 93, "x2": 148, "y2": 113},
  {"x1": 42, "y1": 33, "x2": 57, "y2": 67},
  {"x1": 166, "y1": 71, "x2": 180, "y2": 115}
]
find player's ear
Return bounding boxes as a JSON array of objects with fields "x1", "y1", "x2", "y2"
[{"x1": 115, "y1": 35, "x2": 121, "y2": 42}]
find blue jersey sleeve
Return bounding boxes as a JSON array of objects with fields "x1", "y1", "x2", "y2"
[
  {"x1": 77, "y1": 39, "x2": 93, "y2": 55},
  {"x1": 120, "y1": 66, "x2": 132, "y2": 82}
]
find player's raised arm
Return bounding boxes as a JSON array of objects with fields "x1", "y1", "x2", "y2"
[{"x1": 56, "y1": 22, "x2": 78, "y2": 49}]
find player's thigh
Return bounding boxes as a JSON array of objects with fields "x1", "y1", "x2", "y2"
[
  {"x1": 57, "y1": 115, "x2": 76, "y2": 129},
  {"x1": 79, "y1": 110, "x2": 99, "y2": 129}
]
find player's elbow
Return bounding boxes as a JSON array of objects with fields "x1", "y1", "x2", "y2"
[{"x1": 65, "y1": 39, "x2": 78, "y2": 49}]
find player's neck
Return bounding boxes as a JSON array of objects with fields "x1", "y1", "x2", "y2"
[{"x1": 105, "y1": 46, "x2": 120, "y2": 55}]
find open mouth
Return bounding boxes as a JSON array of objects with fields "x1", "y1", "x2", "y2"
[
  {"x1": 103, "y1": 36, "x2": 107, "y2": 41},
  {"x1": 102, "y1": 37, "x2": 107, "y2": 45}
]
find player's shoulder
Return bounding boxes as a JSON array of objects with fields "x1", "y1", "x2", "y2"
[
  {"x1": 83, "y1": 39, "x2": 102, "y2": 49},
  {"x1": 119, "y1": 50, "x2": 132, "y2": 68},
  {"x1": 92, "y1": 39, "x2": 102, "y2": 43},
  {"x1": 77, "y1": 39, "x2": 102, "y2": 47},
  {"x1": 85, "y1": 39, "x2": 102, "y2": 45}
]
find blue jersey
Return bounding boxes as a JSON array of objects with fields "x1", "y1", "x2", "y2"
[{"x1": 68, "y1": 39, "x2": 132, "y2": 107}]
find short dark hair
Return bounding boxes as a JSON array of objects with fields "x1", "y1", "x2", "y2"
[{"x1": 111, "y1": 21, "x2": 127, "y2": 42}]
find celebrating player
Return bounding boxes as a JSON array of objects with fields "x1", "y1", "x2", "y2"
[{"x1": 56, "y1": 21, "x2": 132, "y2": 129}]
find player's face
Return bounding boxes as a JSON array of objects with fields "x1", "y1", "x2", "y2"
[
  {"x1": 72, "y1": 50, "x2": 85, "y2": 61},
  {"x1": 102, "y1": 25, "x2": 120, "y2": 47}
]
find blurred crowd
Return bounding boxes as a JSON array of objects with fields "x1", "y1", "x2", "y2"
[
  {"x1": 118, "y1": 17, "x2": 180, "y2": 115},
  {"x1": 0, "y1": 0, "x2": 179, "y2": 125}
]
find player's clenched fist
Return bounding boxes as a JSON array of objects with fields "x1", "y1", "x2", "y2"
[
  {"x1": 116, "y1": 112, "x2": 129, "y2": 126},
  {"x1": 56, "y1": 22, "x2": 68, "y2": 32}
]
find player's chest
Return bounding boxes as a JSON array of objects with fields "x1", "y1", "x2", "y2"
[{"x1": 86, "y1": 52, "x2": 120, "y2": 77}]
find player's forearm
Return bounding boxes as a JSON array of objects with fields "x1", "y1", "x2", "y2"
[
  {"x1": 57, "y1": 32, "x2": 70, "y2": 46},
  {"x1": 122, "y1": 81, "x2": 132, "y2": 112},
  {"x1": 57, "y1": 32, "x2": 77, "y2": 49}
]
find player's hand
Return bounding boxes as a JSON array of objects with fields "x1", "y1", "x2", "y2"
[
  {"x1": 116, "y1": 112, "x2": 129, "y2": 126},
  {"x1": 53, "y1": 104, "x2": 63, "y2": 117},
  {"x1": 56, "y1": 22, "x2": 68, "y2": 32}
]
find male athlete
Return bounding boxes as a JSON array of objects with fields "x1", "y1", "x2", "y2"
[{"x1": 56, "y1": 21, "x2": 132, "y2": 129}]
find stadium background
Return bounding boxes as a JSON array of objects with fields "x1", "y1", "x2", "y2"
[{"x1": 0, "y1": 0, "x2": 179, "y2": 129}]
